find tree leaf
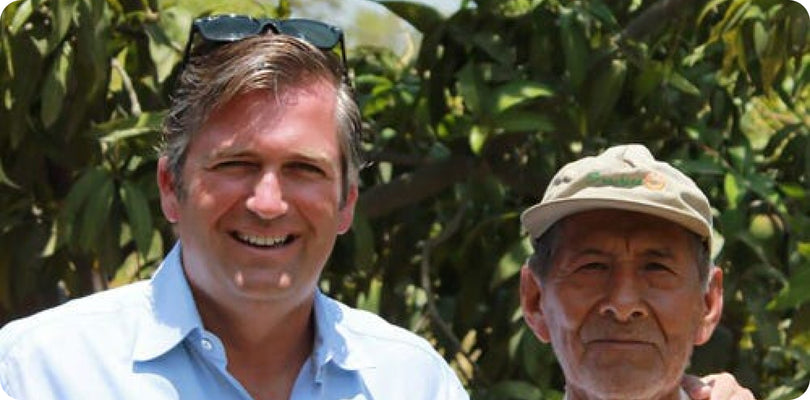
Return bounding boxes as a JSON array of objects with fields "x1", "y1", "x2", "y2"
[
  {"x1": 352, "y1": 211, "x2": 375, "y2": 271},
  {"x1": 469, "y1": 125, "x2": 487, "y2": 155},
  {"x1": 753, "y1": 20, "x2": 768, "y2": 57},
  {"x1": 457, "y1": 62, "x2": 483, "y2": 115},
  {"x1": 47, "y1": 0, "x2": 78, "y2": 53},
  {"x1": 491, "y1": 237, "x2": 531, "y2": 290},
  {"x1": 144, "y1": 23, "x2": 178, "y2": 85},
  {"x1": 724, "y1": 173, "x2": 743, "y2": 209},
  {"x1": 675, "y1": 158, "x2": 726, "y2": 175},
  {"x1": 58, "y1": 167, "x2": 109, "y2": 246},
  {"x1": 356, "y1": 277, "x2": 382, "y2": 314},
  {"x1": 559, "y1": 9, "x2": 588, "y2": 90},
  {"x1": 585, "y1": 1, "x2": 619, "y2": 28},
  {"x1": 698, "y1": 0, "x2": 731, "y2": 27},
  {"x1": 633, "y1": 60, "x2": 665, "y2": 104},
  {"x1": 667, "y1": 71, "x2": 702, "y2": 96},
  {"x1": 492, "y1": 110, "x2": 555, "y2": 133},
  {"x1": 143, "y1": 7, "x2": 192, "y2": 84},
  {"x1": 95, "y1": 111, "x2": 167, "y2": 143},
  {"x1": 119, "y1": 180, "x2": 153, "y2": 256},
  {"x1": 5, "y1": 11, "x2": 46, "y2": 148},
  {"x1": 59, "y1": 0, "x2": 111, "y2": 143},
  {"x1": 584, "y1": 58, "x2": 626, "y2": 128},
  {"x1": 40, "y1": 42, "x2": 72, "y2": 128},
  {"x1": 7, "y1": 0, "x2": 34, "y2": 35},
  {"x1": 491, "y1": 80, "x2": 554, "y2": 114},
  {"x1": 779, "y1": 183, "x2": 806, "y2": 199},
  {"x1": 0, "y1": 157, "x2": 19, "y2": 189},
  {"x1": 374, "y1": 1, "x2": 444, "y2": 34},
  {"x1": 78, "y1": 173, "x2": 115, "y2": 252}
]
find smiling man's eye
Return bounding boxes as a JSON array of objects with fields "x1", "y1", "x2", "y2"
[
  {"x1": 578, "y1": 262, "x2": 608, "y2": 272},
  {"x1": 213, "y1": 160, "x2": 252, "y2": 169},
  {"x1": 289, "y1": 162, "x2": 326, "y2": 175}
]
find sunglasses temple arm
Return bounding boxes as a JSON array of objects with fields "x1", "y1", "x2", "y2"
[
  {"x1": 339, "y1": 35, "x2": 353, "y2": 89},
  {"x1": 179, "y1": 26, "x2": 198, "y2": 71}
]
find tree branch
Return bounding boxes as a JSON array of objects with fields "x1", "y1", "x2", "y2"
[
  {"x1": 111, "y1": 58, "x2": 141, "y2": 116},
  {"x1": 357, "y1": 155, "x2": 475, "y2": 219},
  {"x1": 419, "y1": 204, "x2": 483, "y2": 383},
  {"x1": 364, "y1": 150, "x2": 428, "y2": 167},
  {"x1": 621, "y1": 0, "x2": 699, "y2": 41}
]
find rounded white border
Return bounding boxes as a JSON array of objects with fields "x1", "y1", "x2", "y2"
[
  {"x1": 0, "y1": 0, "x2": 806, "y2": 398},
  {"x1": 795, "y1": 0, "x2": 810, "y2": 14},
  {"x1": 0, "y1": 0, "x2": 14, "y2": 17}
]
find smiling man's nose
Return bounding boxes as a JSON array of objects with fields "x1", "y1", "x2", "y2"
[
  {"x1": 599, "y1": 270, "x2": 649, "y2": 322},
  {"x1": 246, "y1": 171, "x2": 288, "y2": 219}
]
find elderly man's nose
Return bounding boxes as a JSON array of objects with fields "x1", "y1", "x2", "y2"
[
  {"x1": 599, "y1": 272, "x2": 649, "y2": 322},
  {"x1": 246, "y1": 171, "x2": 288, "y2": 219}
]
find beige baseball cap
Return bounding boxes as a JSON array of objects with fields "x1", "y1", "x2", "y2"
[{"x1": 520, "y1": 144, "x2": 713, "y2": 248}]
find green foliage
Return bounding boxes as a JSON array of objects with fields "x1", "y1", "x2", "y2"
[
  {"x1": 0, "y1": 0, "x2": 279, "y2": 311},
  {"x1": 1, "y1": 0, "x2": 808, "y2": 398},
  {"x1": 348, "y1": 0, "x2": 810, "y2": 397}
]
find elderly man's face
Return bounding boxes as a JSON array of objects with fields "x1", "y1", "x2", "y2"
[{"x1": 520, "y1": 210, "x2": 723, "y2": 400}]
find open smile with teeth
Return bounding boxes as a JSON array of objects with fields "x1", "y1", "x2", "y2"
[{"x1": 234, "y1": 232, "x2": 294, "y2": 248}]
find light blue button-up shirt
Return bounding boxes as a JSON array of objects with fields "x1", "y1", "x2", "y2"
[{"x1": 0, "y1": 244, "x2": 468, "y2": 399}]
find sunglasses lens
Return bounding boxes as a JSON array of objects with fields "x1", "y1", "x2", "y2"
[
  {"x1": 197, "y1": 16, "x2": 264, "y2": 42},
  {"x1": 277, "y1": 19, "x2": 341, "y2": 49},
  {"x1": 182, "y1": 16, "x2": 348, "y2": 84}
]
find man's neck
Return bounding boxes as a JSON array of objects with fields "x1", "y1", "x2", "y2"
[
  {"x1": 191, "y1": 287, "x2": 316, "y2": 400},
  {"x1": 564, "y1": 385, "x2": 689, "y2": 400}
]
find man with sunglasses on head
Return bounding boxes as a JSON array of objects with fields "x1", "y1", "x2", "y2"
[{"x1": 0, "y1": 15, "x2": 467, "y2": 400}]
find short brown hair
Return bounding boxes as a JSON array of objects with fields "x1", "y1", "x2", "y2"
[{"x1": 161, "y1": 34, "x2": 362, "y2": 205}]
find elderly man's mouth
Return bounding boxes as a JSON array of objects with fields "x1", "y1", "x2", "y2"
[{"x1": 588, "y1": 339, "x2": 655, "y2": 349}]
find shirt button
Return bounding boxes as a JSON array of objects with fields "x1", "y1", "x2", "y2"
[{"x1": 200, "y1": 338, "x2": 213, "y2": 351}]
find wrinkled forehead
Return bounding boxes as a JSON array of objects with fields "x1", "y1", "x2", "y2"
[{"x1": 557, "y1": 209, "x2": 694, "y2": 250}]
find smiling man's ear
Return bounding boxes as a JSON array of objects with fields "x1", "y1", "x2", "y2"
[
  {"x1": 695, "y1": 266, "x2": 723, "y2": 345},
  {"x1": 520, "y1": 266, "x2": 551, "y2": 343},
  {"x1": 337, "y1": 184, "x2": 358, "y2": 234},
  {"x1": 157, "y1": 156, "x2": 180, "y2": 224}
]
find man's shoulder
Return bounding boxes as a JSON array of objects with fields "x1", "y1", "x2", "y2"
[
  {"x1": 319, "y1": 295, "x2": 468, "y2": 399},
  {"x1": 321, "y1": 295, "x2": 446, "y2": 363},
  {"x1": 0, "y1": 281, "x2": 151, "y2": 359}
]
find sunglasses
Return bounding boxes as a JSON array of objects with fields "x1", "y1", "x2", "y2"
[{"x1": 181, "y1": 14, "x2": 348, "y2": 78}]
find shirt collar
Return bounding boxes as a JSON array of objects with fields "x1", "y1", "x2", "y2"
[
  {"x1": 131, "y1": 243, "x2": 378, "y2": 371},
  {"x1": 133, "y1": 242, "x2": 204, "y2": 362},
  {"x1": 311, "y1": 290, "x2": 376, "y2": 375}
]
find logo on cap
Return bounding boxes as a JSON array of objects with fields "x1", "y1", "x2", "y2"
[
  {"x1": 586, "y1": 172, "x2": 642, "y2": 187},
  {"x1": 585, "y1": 171, "x2": 666, "y2": 190},
  {"x1": 643, "y1": 171, "x2": 666, "y2": 190}
]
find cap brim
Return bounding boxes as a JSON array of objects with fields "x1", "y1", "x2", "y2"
[{"x1": 520, "y1": 197, "x2": 712, "y2": 242}]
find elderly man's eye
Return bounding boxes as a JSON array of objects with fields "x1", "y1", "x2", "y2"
[{"x1": 645, "y1": 262, "x2": 673, "y2": 273}]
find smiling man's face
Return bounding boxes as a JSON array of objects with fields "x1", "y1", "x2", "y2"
[
  {"x1": 520, "y1": 209, "x2": 722, "y2": 400},
  {"x1": 157, "y1": 82, "x2": 357, "y2": 309}
]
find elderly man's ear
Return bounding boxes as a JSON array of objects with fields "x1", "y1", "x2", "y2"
[
  {"x1": 695, "y1": 266, "x2": 724, "y2": 345},
  {"x1": 520, "y1": 266, "x2": 551, "y2": 343}
]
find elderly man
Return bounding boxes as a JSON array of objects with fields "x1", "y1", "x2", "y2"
[
  {"x1": 519, "y1": 144, "x2": 754, "y2": 400},
  {"x1": 0, "y1": 15, "x2": 466, "y2": 399}
]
